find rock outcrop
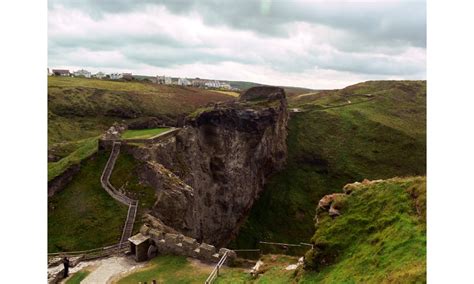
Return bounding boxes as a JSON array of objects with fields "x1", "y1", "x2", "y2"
[{"x1": 131, "y1": 86, "x2": 288, "y2": 246}]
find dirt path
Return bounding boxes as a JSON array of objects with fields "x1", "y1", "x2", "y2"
[{"x1": 58, "y1": 256, "x2": 147, "y2": 284}]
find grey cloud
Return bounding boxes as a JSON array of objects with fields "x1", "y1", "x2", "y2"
[
  {"x1": 48, "y1": 0, "x2": 426, "y2": 81},
  {"x1": 50, "y1": 0, "x2": 426, "y2": 49}
]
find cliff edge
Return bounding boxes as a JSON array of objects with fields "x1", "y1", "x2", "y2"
[{"x1": 131, "y1": 86, "x2": 289, "y2": 246}]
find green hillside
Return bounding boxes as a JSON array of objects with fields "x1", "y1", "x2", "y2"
[
  {"x1": 232, "y1": 80, "x2": 426, "y2": 249},
  {"x1": 48, "y1": 77, "x2": 234, "y2": 143},
  {"x1": 48, "y1": 77, "x2": 234, "y2": 180},
  {"x1": 301, "y1": 176, "x2": 426, "y2": 283},
  {"x1": 48, "y1": 152, "x2": 128, "y2": 252},
  {"x1": 48, "y1": 150, "x2": 155, "y2": 252}
]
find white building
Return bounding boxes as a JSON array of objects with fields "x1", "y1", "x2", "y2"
[
  {"x1": 204, "y1": 80, "x2": 220, "y2": 88},
  {"x1": 73, "y1": 69, "x2": 91, "y2": 78},
  {"x1": 178, "y1": 78, "x2": 192, "y2": 86},
  {"x1": 220, "y1": 82, "x2": 232, "y2": 90},
  {"x1": 110, "y1": 73, "x2": 123, "y2": 80},
  {"x1": 157, "y1": 75, "x2": 172, "y2": 84},
  {"x1": 94, "y1": 72, "x2": 106, "y2": 79}
]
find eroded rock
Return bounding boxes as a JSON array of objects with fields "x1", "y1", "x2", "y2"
[{"x1": 130, "y1": 86, "x2": 288, "y2": 246}]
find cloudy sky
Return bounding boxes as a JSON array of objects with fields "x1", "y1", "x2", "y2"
[{"x1": 48, "y1": 0, "x2": 426, "y2": 89}]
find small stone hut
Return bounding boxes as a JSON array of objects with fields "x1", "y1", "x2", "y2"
[{"x1": 128, "y1": 233, "x2": 150, "y2": 262}]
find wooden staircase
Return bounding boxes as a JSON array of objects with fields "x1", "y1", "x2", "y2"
[{"x1": 100, "y1": 141, "x2": 138, "y2": 248}]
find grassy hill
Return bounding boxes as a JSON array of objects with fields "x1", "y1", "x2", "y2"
[
  {"x1": 48, "y1": 77, "x2": 234, "y2": 143},
  {"x1": 301, "y1": 176, "x2": 426, "y2": 283},
  {"x1": 48, "y1": 152, "x2": 128, "y2": 252},
  {"x1": 48, "y1": 76, "x2": 234, "y2": 180},
  {"x1": 231, "y1": 80, "x2": 426, "y2": 250},
  {"x1": 107, "y1": 177, "x2": 425, "y2": 283},
  {"x1": 48, "y1": 150, "x2": 155, "y2": 252},
  {"x1": 113, "y1": 254, "x2": 300, "y2": 283}
]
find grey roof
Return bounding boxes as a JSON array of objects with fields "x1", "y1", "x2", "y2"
[{"x1": 128, "y1": 233, "x2": 150, "y2": 245}]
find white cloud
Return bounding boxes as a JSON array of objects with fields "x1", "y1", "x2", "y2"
[{"x1": 48, "y1": 1, "x2": 426, "y2": 89}]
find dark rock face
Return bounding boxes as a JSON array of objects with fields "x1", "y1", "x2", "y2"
[
  {"x1": 239, "y1": 86, "x2": 286, "y2": 102},
  {"x1": 132, "y1": 86, "x2": 288, "y2": 246},
  {"x1": 48, "y1": 164, "x2": 80, "y2": 197}
]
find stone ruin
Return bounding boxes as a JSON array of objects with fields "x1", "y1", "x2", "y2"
[
  {"x1": 129, "y1": 224, "x2": 237, "y2": 265},
  {"x1": 102, "y1": 122, "x2": 127, "y2": 140}
]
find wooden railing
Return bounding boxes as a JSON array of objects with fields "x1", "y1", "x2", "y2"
[
  {"x1": 100, "y1": 141, "x2": 138, "y2": 248},
  {"x1": 205, "y1": 251, "x2": 229, "y2": 284},
  {"x1": 48, "y1": 142, "x2": 136, "y2": 260},
  {"x1": 47, "y1": 243, "x2": 128, "y2": 263}
]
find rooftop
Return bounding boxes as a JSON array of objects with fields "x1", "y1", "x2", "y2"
[{"x1": 128, "y1": 233, "x2": 150, "y2": 245}]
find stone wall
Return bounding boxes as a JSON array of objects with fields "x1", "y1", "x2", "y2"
[
  {"x1": 98, "y1": 128, "x2": 181, "y2": 151},
  {"x1": 138, "y1": 224, "x2": 236, "y2": 265}
]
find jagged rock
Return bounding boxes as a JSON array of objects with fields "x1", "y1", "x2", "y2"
[
  {"x1": 141, "y1": 213, "x2": 179, "y2": 234},
  {"x1": 182, "y1": 236, "x2": 199, "y2": 254},
  {"x1": 316, "y1": 193, "x2": 345, "y2": 222},
  {"x1": 240, "y1": 86, "x2": 285, "y2": 102},
  {"x1": 318, "y1": 193, "x2": 345, "y2": 209},
  {"x1": 102, "y1": 122, "x2": 127, "y2": 140},
  {"x1": 139, "y1": 224, "x2": 151, "y2": 235},
  {"x1": 342, "y1": 182, "x2": 361, "y2": 194},
  {"x1": 130, "y1": 86, "x2": 288, "y2": 246},
  {"x1": 328, "y1": 207, "x2": 341, "y2": 217},
  {"x1": 343, "y1": 179, "x2": 384, "y2": 194},
  {"x1": 198, "y1": 243, "x2": 217, "y2": 261},
  {"x1": 250, "y1": 260, "x2": 264, "y2": 277}
]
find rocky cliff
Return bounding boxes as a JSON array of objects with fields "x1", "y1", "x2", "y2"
[{"x1": 131, "y1": 86, "x2": 288, "y2": 246}]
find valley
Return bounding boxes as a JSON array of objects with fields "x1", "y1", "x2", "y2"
[
  {"x1": 232, "y1": 80, "x2": 426, "y2": 250},
  {"x1": 47, "y1": 77, "x2": 426, "y2": 283}
]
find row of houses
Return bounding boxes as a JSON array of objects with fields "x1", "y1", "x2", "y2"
[
  {"x1": 155, "y1": 75, "x2": 234, "y2": 90},
  {"x1": 48, "y1": 68, "x2": 237, "y2": 90},
  {"x1": 48, "y1": 68, "x2": 132, "y2": 80}
]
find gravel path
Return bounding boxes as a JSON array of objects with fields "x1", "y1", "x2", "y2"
[
  {"x1": 54, "y1": 256, "x2": 146, "y2": 284},
  {"x1": 81, "y1": 256, "x2": 146, "y2": 284}
]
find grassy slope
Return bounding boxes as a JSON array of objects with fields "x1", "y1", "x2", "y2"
[
  {"x1": 226, "y1": 79, "x2": 316, "y2": 95},
  {"x1": 115, "y1": 254, "x2": 299, "y2": 284},
  {"x1": 48, "y1": 76, "x2": 234, "y2": 122},
  {"x1": 48, "y1": 76, "x2": 233, "y2": 179},
  {"x1": 301, "y1": 176, "x2": 426, "y2": 283},
  {"x1": 48, "y1": 152, "x2": 128, "y2": 252},
  {"x1": 49, "y1": 151, "x2": 156, "y2": 252},
  {"x1": 116, "y1": 255, "x2": 211, "y2": 283},
  {"x1": 122, "y1": 127, "x2": 170, "y2": 139},
  {"x1": 110, "y1": 151, "x2": 157, "y2": 233},
  {"x1": 48, "y1": 136, "x2": 98, "y2": 181},
  {"x1": 232, "y1": 80, "x2": 426, "y2": 249},
  {"x1": 48, "y1": 150, "x2": 160, "y2": 252}
]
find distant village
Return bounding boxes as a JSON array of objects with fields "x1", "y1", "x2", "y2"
[{"x1": 48, "y1": 68, "x2": 239, "y2": 91}]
